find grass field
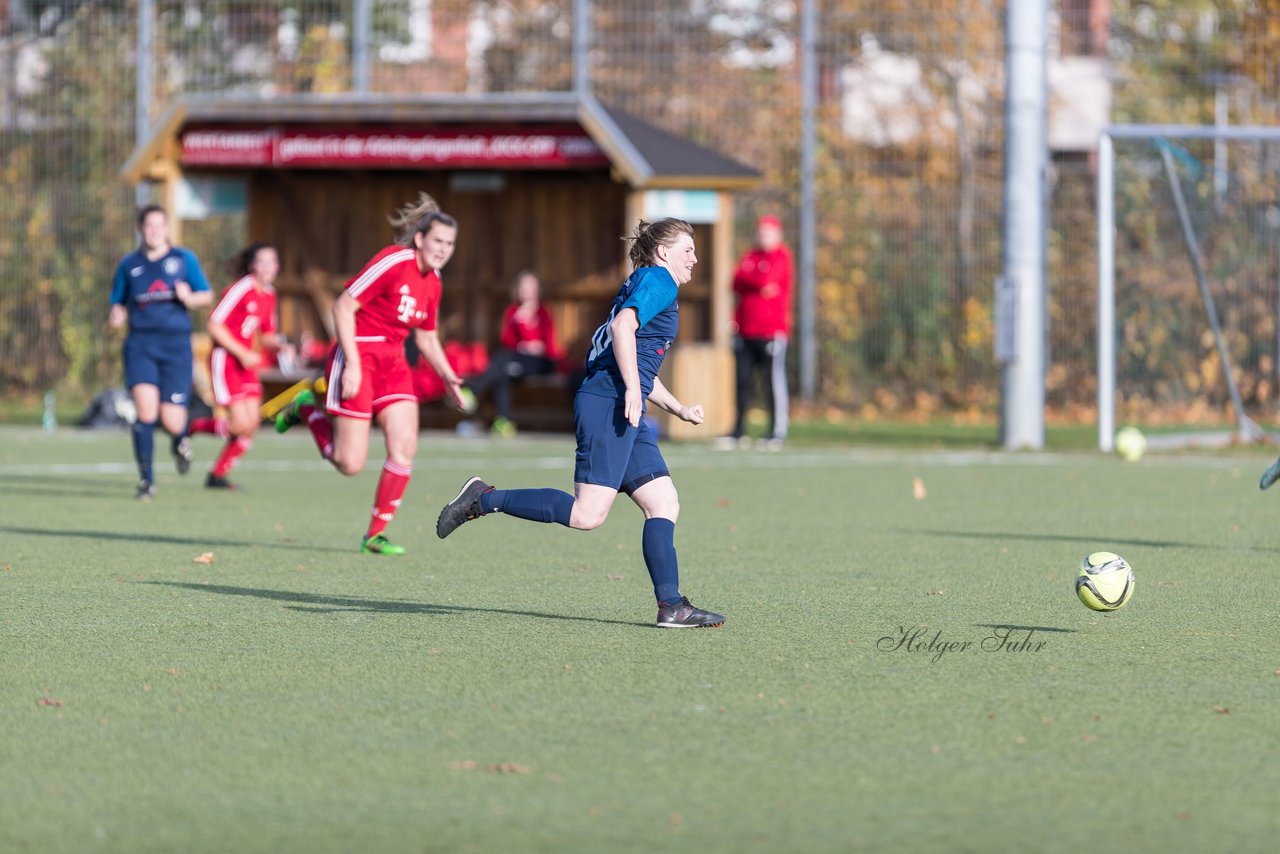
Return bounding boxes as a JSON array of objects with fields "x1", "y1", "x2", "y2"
[{"x1": 2, "y1": 425, "x2": 1278, "y2": 853}]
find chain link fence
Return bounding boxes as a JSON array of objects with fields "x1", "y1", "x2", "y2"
[{"x1": 3, "y1": 0, "x2": 1278, "y2": 421}]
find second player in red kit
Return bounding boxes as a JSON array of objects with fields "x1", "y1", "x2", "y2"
[
  {"x1": 276, "y1": 193, "x2": 468, "y2": 554},
  {"x1": 189, "y1": 243, "x2": 286, "y2": 489}
]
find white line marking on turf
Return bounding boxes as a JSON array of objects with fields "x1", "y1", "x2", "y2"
[{"x1": 0, "y1": 448, "x2": 1261, "y2": 477}]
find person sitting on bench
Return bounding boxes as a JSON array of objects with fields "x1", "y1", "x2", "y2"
[{"x1": 460, "y1": 270, "x2": 563, "y2": 437}]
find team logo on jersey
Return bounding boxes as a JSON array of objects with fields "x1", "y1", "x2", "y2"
[
  {"x1": 136, "y1": 280, "x2": 173, "y2": 306},
  {"x1": 163, "y1": 257, "x2": 182, "y2": 276},
  {"x1": 397, "y1": 292, "x2": 418, "y2": 324}
]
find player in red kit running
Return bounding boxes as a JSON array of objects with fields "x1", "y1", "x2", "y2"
[
  {"x1": 188, "y1": 243, "x2": 286, "y2": 489},
  {"x1": 728, "y1": 214, "x2": 793, "y2": 450},
  {"x1": 275, "y1": 194, "x2": 468, "y2": 555}
]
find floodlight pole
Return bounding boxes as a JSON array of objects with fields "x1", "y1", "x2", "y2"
[
  {"x1": 999, "y1": 0, "x2": 1048, "y2": 449},
  {"x1": 573, "y1": 0, "x2": 591, "y2": 96},
  {"x1": 1097, "y1": 131, "x2": 1115, "y2": 452},
  {"x1": 135, "y1": 0, "x2": 155, "y2": 206},
  {"x1": 798, "y1": 0, "x2": 817, "y2": 402},
  {"x1": 353, "y1": 0, "x2": 371, "y2": 93}
]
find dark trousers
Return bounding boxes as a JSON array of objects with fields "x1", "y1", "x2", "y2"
[
  {"x1": 732, "y1": 334, "x2": 789, "y2": 440},
  {"x1": 466, "y1": 349, "x2": 555, "y2": 421}
]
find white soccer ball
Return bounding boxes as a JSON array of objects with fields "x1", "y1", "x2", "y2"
[
  {"x1": 1114, "y1": 426, "x2": 1146, "y2": 462},
  {"x1": 1076, "y1": 551, "x2": 1136, "y2": 612}
]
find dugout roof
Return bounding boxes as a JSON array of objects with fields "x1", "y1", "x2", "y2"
[{"x1": 122, "y1": 92, "x2": 759, "y2": 190}]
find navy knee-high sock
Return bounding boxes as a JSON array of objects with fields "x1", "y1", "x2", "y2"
[
  {"x1": 132, "y1": 420, "x2": 156, "y2": 482},
  {"x1": 170, "y1": 414, "x2": 190, "y2": 452},
  {"x1": 480, "y1": 488, "x2": 574, "y2": 526},
  {"x1": 642, "y1": 518, "x2": 682, "y2": 605}
]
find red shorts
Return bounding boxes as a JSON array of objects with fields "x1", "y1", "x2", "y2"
[
  {"x1": 324, "y1": 339, "x2": 416, "y2": 420},
  {"x1": 210, "y1": 347, "x2": 263, "y2": 405}
]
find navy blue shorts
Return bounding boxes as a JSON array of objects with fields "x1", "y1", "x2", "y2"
[
  {"x1": 573, "y1": 391, "x2": 669, "y2": 494},
  {"x1": 123, "y1": 333, "x2": 193, "y2": 406}
]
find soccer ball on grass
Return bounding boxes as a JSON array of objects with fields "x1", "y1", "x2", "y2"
[
  {"x1": 1114, "y1": 426, "x2": 1147, "y2": 462},
  {"x1": 1076, "y1": 551, "x2": 1136, "y2": 612}
]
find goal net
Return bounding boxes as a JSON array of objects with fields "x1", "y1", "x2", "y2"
[{"x1": 1097, "y1": 125, "x2": 1280, "y2": 451}]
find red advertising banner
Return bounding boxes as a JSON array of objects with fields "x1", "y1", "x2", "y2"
[{"x1": 180, "y1": 126, "x2": 609, "y2": 169}]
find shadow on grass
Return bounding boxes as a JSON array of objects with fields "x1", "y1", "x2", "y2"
[
  {"x1": 897, "y1": 527, "x2": 1277, "y2": 553},
  {"x1": 142, "y1": 581, "x2": 651, "y2": 628},
  {"x1": 0, "y1": 525, "x2": 351, "y2": 554},
  {"x1": 975, "y1": 624, "x2": 1076, "y2": 634},
  {"x1": 0, "y1": 473, "x2": 153, "y2": 498},
  {"x1": 0, "y1": 481, "x2": 126, "y2": 499}
]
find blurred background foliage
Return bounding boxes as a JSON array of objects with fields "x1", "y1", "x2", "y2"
[{"x1": 3, "y1": 0, "x2": 1280, "y2": 426}]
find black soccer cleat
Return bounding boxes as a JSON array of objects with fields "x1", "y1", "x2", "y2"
[
  {"x1": 436, "y1": 476, "x2": 494, "y2": 539},
  {"x1": 1261, "y1": 456, "x2": 1280, "y2": 491},
  {"x1": 173, "y1": 436, "x2": 193, "y2": 475},
  {"x1": 656, "y1": 597, "x2": 726, "y2": 629},
  {"x1": 204, "y1": 473, "x2": 239, "y2": 490},
  {"x1": 135, "y1": 479, "x2": 155, "y2": 500}
]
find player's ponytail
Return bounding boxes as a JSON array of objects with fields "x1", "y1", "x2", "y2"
[
  {"x1": 390, "y1": 192, "x2": 457, "y2": 247},
  {"x1": 624, "y1": 218, "x2": 694, "y2": 268}
]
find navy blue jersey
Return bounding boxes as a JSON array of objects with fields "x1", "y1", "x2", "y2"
[
  {"x1": 110, "y1": 247, "x2": 210, "y2": 335},
  {"x1": 578, "y1": 266, "x2": 679, "y2": 402}
]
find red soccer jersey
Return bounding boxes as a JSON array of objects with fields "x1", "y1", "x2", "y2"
[
  {"x1": 209, "y1": 275, "x2": 277, "y2": 350},
  {"x1": 732, "y1": 244, "x2": 793, "y2": 339},
  {"x1": 499, "y1": 304, "x2": 561, "y2": 360},
  {"x1": 345, "y1": 246, "x2": 442, "y2": 344}
]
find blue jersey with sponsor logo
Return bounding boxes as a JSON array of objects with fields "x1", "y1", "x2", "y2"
[
  {"x1": 110, "y1": 247, "x2": 210, "y2": 335},
  {"x1": 578, "y1": 265, "x2": 679, "y2": 402}
]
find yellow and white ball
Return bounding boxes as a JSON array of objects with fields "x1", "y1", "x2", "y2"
[
  {"x1": 1114, "y1": 427, "x2": 1147, "y2": 462},
  {"x1": 1076, "y1": 551, "x2": 1136, "y2": 612}
]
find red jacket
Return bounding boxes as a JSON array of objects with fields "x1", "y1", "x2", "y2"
[
  {"x1": 500, "y1": 303, "x2": 562, "y2": 360},
  {"x1": 732, "y1": 244, "x2": 793, "y2": 339}
]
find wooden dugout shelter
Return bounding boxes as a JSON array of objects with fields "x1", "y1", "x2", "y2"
[{"x1": 121, "y1": 93, "x2": 760, "y2": 437}]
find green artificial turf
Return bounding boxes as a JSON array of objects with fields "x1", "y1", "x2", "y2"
[{"x1": 1, "y1": 426, "x2": 1278, "y2": 852}]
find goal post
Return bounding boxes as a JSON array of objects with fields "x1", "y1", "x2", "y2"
[{"x1": 1097, "y1": 124, "x2": 1280, "y2": 451}]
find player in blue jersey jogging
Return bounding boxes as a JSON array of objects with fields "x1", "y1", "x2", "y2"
[
  {"x1": 436, "y1": 218, "x2": 725, "y2": 628},
  {"x1": 108, "y1": 205, "x2": 212, "y2": 498}
]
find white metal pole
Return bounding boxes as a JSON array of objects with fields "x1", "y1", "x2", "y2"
[
  {"x1": 573, "y1": 0, "x2": 591, "y2": 96},
  {"x1": 136, "y1": 0, "x2": 155, "y2": 207},
  {"x1": 353, "y1": 0, "x2": 371, "y2": 93},
  {"x1": 1000, "y1": 0, "x2": 1048, "y2": 449},
  {"x1": 1097, "y1": 132, "x2": 1115, "y2": 452},
  {"x1": 798, "y1": 0, "x2": 817, "y2": 401}
]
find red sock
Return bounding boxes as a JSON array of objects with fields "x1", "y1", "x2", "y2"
[
  {"x1": 189, "y1": 416, "x2": 228, "y2": 438},
  {"x1": 212, "y1": 435, "x2": 252, "y2": 477},
  {"x1": 366, "y1": 460, "x2": 412, "y2": 539},
  {"x1": 302, "y1": 405, "x2": 334, "y2": 460}
]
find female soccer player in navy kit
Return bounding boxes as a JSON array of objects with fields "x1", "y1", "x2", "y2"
[
  {"x1": 436, "y1": 218, "x2": 725, "y2": 628},
  {"x1": 188, "y1": 243, "x2": 286, "y2": 489},
  {"x1": 276, "y1": 194, "x2": 468, "y2": 555},
  {"x1": 108, "y1": 204, "x2": 212, "y2": 498}
]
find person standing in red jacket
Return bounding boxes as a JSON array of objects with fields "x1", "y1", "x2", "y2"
[
  {"x1": 729, "y1": 214, "x2": 792, "y2": 448},
  {"x1": 460, "y1": 270, "x2": 562, "y2": 438}
]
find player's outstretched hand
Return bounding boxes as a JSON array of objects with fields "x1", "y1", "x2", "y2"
[
  {"x1": 174, "y1": 281, "x2": 193, "y2": 306},
  {"x1": 680, "y1": 403, "x2": 704, "y2": 426},
  {"x1": 444, "y1": 379, "x2": 470, "y2": 413},
  {"x1": 623, "y1": 387, "x2": 643, "y2": 427}
]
